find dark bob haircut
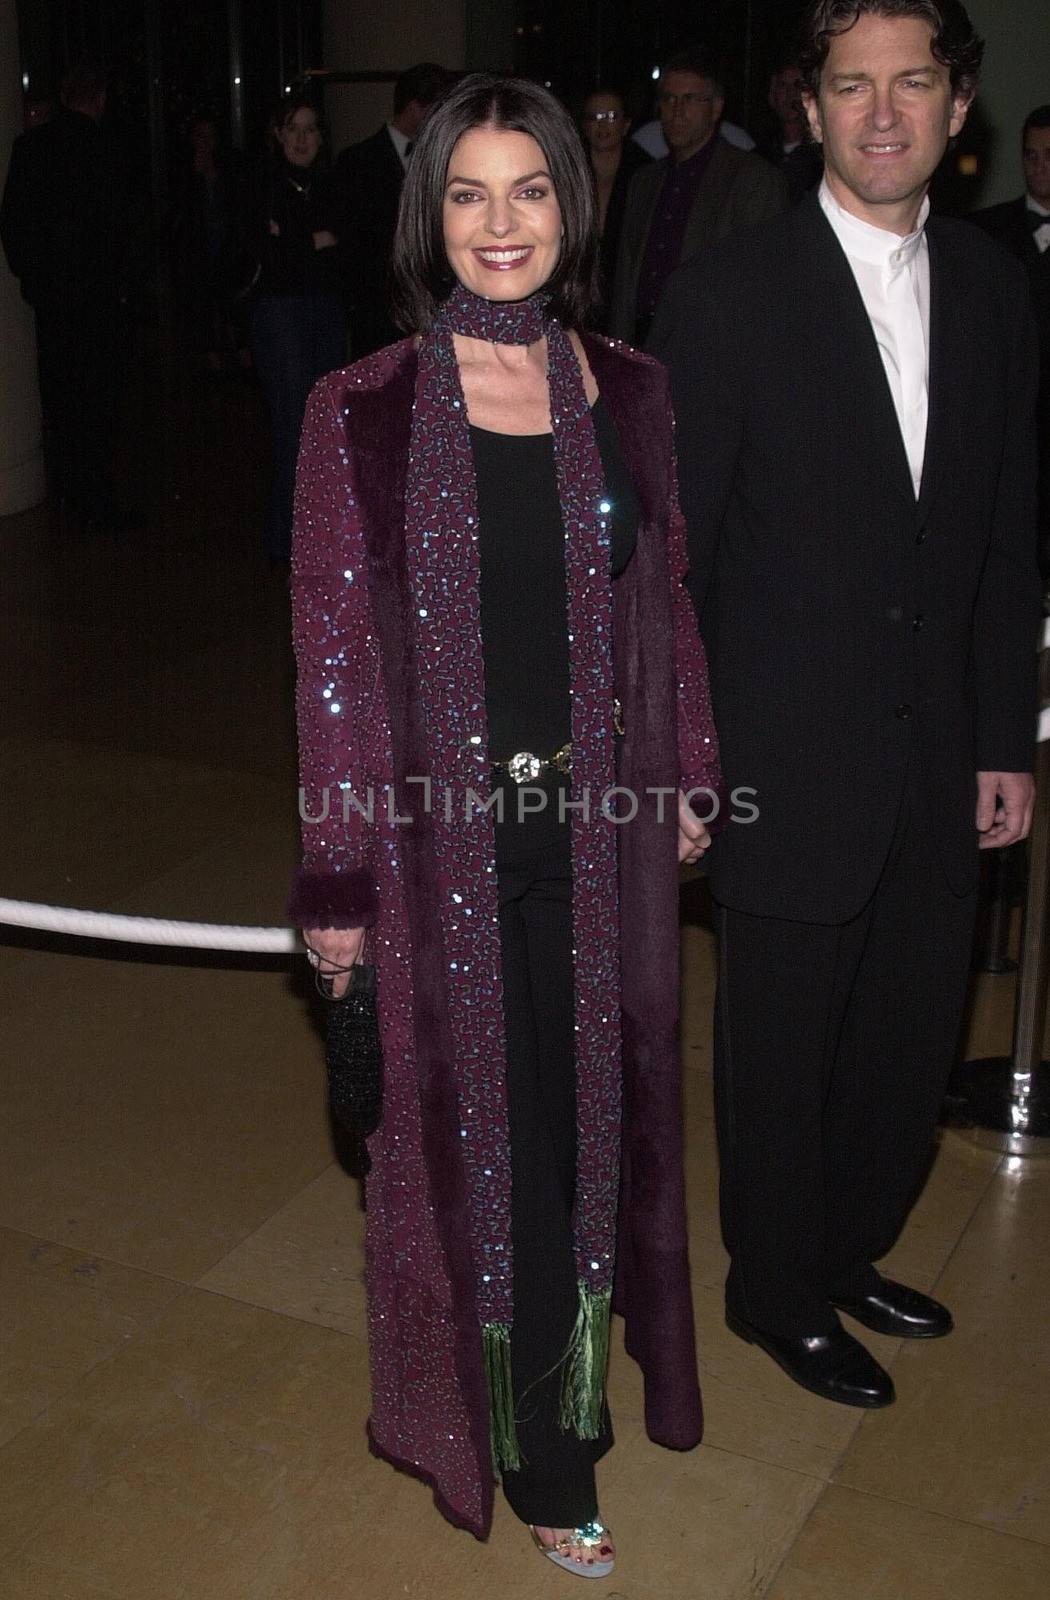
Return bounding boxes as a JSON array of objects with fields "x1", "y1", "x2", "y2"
[
  {"x1": 391, "y1": 73, "x2": 599, "y2": 335},
  {"x1": 797, "y1": 0, "x2": 984, "y2": 98},
  {"x1": 271, "y1": 93, "x2": 325, "y2": 135}
]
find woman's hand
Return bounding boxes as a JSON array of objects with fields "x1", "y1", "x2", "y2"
[
  {"x1": 303, "y1": 926, "x2": 366, "y2": 998},
  {"x1": 677, "y1": 790, "x2": 712, "y2": 865},
  {"x1": 312, "y1": 228, "x2": 337, "y2": 251}
]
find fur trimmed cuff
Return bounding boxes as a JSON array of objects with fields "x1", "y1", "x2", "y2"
[{"x1": 287, "y1": 866, "x2": 378, "y2": 929}]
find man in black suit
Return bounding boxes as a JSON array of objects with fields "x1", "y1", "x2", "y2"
[
  {"x1": 334, "y1": 62, "x2": 451, "y2": 357},
  {"x1": 969, "y1": 106, "x2": 1050, "y2": 573},
  {"x1": 652, "y1": 0, "x2": 1041, "y2": 1408},
  {"x1": 1, "y1": 63, "x2": 131, "y2": 530},
  {"x1": 609, "y1": 47, "x2": 788, "y2": 345}
]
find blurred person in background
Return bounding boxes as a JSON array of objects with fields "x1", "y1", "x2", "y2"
[
  {"x1": 1, "y1": 63, "x2": 135, "y2": 533},
  {"x1": 969, "y1": 105, "x2": 1050, "y2": 574},
  {"x1": 23, "y1": 94, "x2": 53, "y2": 129},
  {"x1": 250, "y1": 95, "x2": 345, "y2": 567},
  {"x1": 334, "y1": 61, "x2": 452, "y2": 357},
  {"x1": 168, "y1": 113, "x2": 254, "y2": 377},
  {"x1": 756, "y1": 57, "x2": 825, "y2": 202},
  {"x1": 580, "y1": 87, "x2": 651, "y2": 329},
  {"x1": 610, "y1": 47, "x2": 788, "y2": 344}
]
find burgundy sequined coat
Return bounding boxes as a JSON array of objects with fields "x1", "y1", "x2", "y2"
[{"x1": 288, "y1": 333, "x2": 722, "y2": 1538}]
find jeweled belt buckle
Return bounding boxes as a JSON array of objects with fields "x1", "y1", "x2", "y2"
[
  {"x1": 506, "y1": 751, "x2": 543, "y2": 785},
  {"x1": 502, "y1": 743, "x2": 573, "y2": 785}
]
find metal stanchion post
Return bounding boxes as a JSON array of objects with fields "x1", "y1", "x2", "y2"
[
  {"x1": 972, "y1": 845, "x2": 1019, "y2": 975},
  {"x1": 945, "y1": 623, "x2": 1050, "y2": 1154}
]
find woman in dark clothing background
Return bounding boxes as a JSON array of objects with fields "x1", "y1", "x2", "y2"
[
  {"x1": 251, "y1": 95, "x2": 346, "y2": 564},
  {"x1": 169, "y1": 114, "x2": 253, "y2": 376},
  {"x1": 580, "y1": 88, "x2": 650, "y2": 331}
]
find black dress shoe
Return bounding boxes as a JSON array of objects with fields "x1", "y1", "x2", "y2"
[
  {"x1": 726, "y1": 1310, "x2": 895, "y2": 1408},
  {"x1": 831, "y1": 1277, "x2": 953, "y2": 1339}
]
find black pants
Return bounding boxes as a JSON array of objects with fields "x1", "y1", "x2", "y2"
[
  {"x1": 713, "y1": 768, "x2": 977, "y2": 1338},
  {"x1": 495, "y1": 831, "x2": 612, "y2": 1527},
  {"x1": 35, "y1": 295, "x2": 120, "y2": 520}
]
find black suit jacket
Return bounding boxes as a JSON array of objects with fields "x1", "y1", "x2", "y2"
[
  {"x1": 333, "y1": 125, "x2": 405, "y2": 357},
  {"x1": 968, "y1": 195, "x2": 1050, "y2": 359},
  {"x1": 969, "y1": 196, "x2": 1050, "y2": 557},
  {"x1": 651, "y1": 193, "x2": 1042, "y2": 923},
  {"x1": 609, "y1": 138, "x2": 789, "y2": 342},
  {"x1": 0, "y1": 108, "x2": 129, "y2": 308}
]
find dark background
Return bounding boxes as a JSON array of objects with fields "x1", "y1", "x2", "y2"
[
  {"x1": 14, "y1": 0, "x2": 808, "y2": 152},
  {"x1": 10, "y1": 0, "x2": 983, "y2": 298}
]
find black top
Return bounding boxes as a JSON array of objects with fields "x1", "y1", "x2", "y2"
[
  {"x1": 474, "y1": 394, "x2": 638, "y2": 765},
  {"x1": 255, "y1": 156, "x2": 342, "y2": 300}
]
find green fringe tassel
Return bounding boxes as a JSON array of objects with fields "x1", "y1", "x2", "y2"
[
  {"x1": 482, "y1": 1322, "x2": 521, "y2": 1473},
  {"x1": 557, "y1": 1283, "x2": 613, "y2": 1441}
]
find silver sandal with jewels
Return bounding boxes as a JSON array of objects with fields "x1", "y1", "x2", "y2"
[{"x1": 529, "y1": 1522, "x2": 616, "y2": 1579}]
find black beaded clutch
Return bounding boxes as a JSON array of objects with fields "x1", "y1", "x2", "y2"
[{"x1": 324, "y1": 964, "x2": 384, "y2": 1144}]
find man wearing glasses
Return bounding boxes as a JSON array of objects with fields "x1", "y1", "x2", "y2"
[{"x1": 609, "y1": 48, "x2": 787, "y2": 345}]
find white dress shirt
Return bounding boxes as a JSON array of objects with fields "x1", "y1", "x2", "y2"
[
  {"x1": 1028, "y1": 194, "x2": 1050, "y2": 255},
  {"x1": 819, "y1": 178, "x2": 931, "y2": 497}
]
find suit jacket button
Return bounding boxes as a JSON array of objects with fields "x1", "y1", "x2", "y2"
[
  {"x1": 912, "y1": 614, "x2": 925, "y2": 631},
  {"x1": 916, "y1": 527, "x2": 928, "y2": 545},
  {"x1": 895, "y1": 703, "x2": 913, "y2": 720}
]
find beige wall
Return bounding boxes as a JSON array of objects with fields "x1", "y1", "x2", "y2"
[
  {"x1": 0, "y1": 0, "x2": 45, "y2": 517},
  {"x1": 966, "y1": 0, "x2": 1050, "y2": 207},
  {"x1": 322, "y1": 0, "x2": 466, "y2": 155}
]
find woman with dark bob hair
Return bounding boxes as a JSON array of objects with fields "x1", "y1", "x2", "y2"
[
  {"x1": 289, "y1": 73, "x2": 722, "y2": 1572},
  {"x1": 251, "y1": 94, "x2": 345, "y2": 563}
]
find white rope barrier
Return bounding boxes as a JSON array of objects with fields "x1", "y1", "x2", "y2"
[{"x1": 0, "y1": 898, "x2": 297, "y2": 953}]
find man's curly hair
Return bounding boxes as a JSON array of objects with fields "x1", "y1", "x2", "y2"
[{"x1": 797, "y1": 0, "x2": 984, "y2": 98}]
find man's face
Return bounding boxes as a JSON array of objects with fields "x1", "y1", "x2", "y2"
[
  {"x1": 804, "y1": 13, "x2": 970, "y2": 226},
  {"x1": 1023, "y1": 126, "x2": 1050, "y2": 205},
  {"x1": 658, "y1": 70, "x2": 724, "y2": 161},
  {"x1": 769, "y1": 66, "x2": 805, "y2": 130}
]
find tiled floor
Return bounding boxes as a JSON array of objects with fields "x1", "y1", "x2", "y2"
[{"x1": 1, "y1": 357, "x2": 1048, "y2": 1597}]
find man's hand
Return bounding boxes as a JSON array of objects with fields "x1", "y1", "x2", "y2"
[
  {"x1": 976, "y1": 771, "x2": 1036, "y2": 850},
  {"x1": 678, "y1": 790, "x2": 713, "y2": 864}
]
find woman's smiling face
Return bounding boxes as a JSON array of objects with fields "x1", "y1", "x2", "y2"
[{"x1": 442, "y1": 126, "x2": 563, "y2": 301}]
